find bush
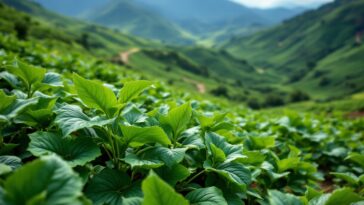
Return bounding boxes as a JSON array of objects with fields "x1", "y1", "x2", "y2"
[
  {"x1": 290, "y1": 90, "x2": 310, "y2": 103},
  {"x1": 264, "y1": 94, "x2": 285, "y2": 107},
  {"x1": 319, "y1": 77, "x2": 331, "y2": 87},
  {"x1": 14, "y1": 21, "x2": 29, "y2": 40},
  {"x1": 210, "y1": 85, "x2": 229, "y2": 97},
  {"x1": 247, "y1": 98, "x2": 261, "y2": 109}
]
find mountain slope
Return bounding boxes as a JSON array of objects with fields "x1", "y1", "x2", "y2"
[
  {"x1": 136, "y1": 0, "x2": 304, "y2": 44},
  {"x1": 224, "y1": 0, "x2": 364, "y2": 99},
  {"x1": 0, "y1": 0, "x2": 152, "y2": 56},
  {"x1": 83, "y1": 0, "x2": 194, "y2": 45}
]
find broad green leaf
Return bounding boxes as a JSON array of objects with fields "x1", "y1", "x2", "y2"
[
  {"x1": 0, "y1": 155, "x2": 21, "y2": 171},
  {"x1": 54, "y1": 104, "x2": 113, "y2": 136},
  {"x1": 0, "y1": 90, "x2": 16, "y2": 112},
  {"x1": 161, "y1": 103, "x2": 192, "y2": 138},
  {"x1": 73, "y1": 73, "x2": 118, "y2": 117},
  {"x1": 0, "y1": 97, "x2": 38, "y2": 122},
  {"x1": 0, "y1": 164, "x2": 12, "y2": 176},
  {"x1": 155, "y1": 164, "x2": 191, "y2": 186},
  {"x1": 346, "y1": 153, "x2": 364, "y2": 169},
  {"x1": 3, "y1": 155, "x2": 83, "y2": 205},
  {"x1": 142, "y1": 171, "x2": 189, "y2": 205},
  {"x1": 28, "y1": 131, "x2": 101, "y2": 167},
  {"x1": 122, "y1": 106, "x2": 148, "y2": 125},
  {"x1": 237, "y1": 151, "x2": 266, "y2": 165},
  {"x1": 15, "y1": 94, "x2": 57, "y2": 126},
  {"x1": 268, "y1": 190, "x2": 303, "y2": 205},
  {"x1": 85, "y1": 168, "x2": 142, "y2": 205},
  {"x1": 250, "y1": 135, "x2": 275, "y2": 149},
  {"x1": 330, "y1": 172, "x2": 359, "y2": 185},
  {"x1": 7, "y1": 60, "x2": 46, "y2": 89},
  {"x1": 186, "y1": 186, "x2": 228, "y2": 205},
  {"x1": 309, "y1": 194, "x2": 330, "y2": 205},
  {"x1": 205, "y1": 162, "x2": 251, "y2": 190},
  {"x1": 42, "y1": 72, "x2": 63, "y2": 87},
  {"x1": 324, "y1": 188, "x2": 363, "y2": 205},
  {"x1": 305, "y1": 186, "x2": 322, "y2": 201},
  {"x1": 121, "y1": 125, "x2": 171, "y2": 147},
  {"x1": 277, "y1": 157, "x2": 300, "y2": 172},
  {"x1": 147, "y1": 146, "x2": 187, "y2": 168},
  {"x1": 205, "y1": 132, "x2": 245, "y2": 162},
  {"x1": 0, "y1": 71, "x2": 20, "y2": 88},
  {"x1": 210, "y1": 144, "x2": 226, "y2": 164},
  {"x1": 118, "y1": 80, "x2": 152, "y2": 103},
  {"x1": 124, "y1": 153, "x2": 164, "y2": 169}
]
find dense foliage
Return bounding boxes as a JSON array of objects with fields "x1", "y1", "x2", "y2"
[{"x1": 0, "y1": 32, "x2": 364, "y2": 205}]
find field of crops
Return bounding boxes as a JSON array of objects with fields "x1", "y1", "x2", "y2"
[{"x1": 0, "y1": 34, "x2": 364, "y2": 205}]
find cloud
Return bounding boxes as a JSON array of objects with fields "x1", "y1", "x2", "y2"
[{"x1": 230, "y1": 0, "x2": 334, "y2": 9}]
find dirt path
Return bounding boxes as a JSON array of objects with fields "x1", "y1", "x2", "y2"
[
  {"x1": 119, "y1": 48, "x2": 140, "y2": 64},
  {"x1": 183, "y1": 78, "x2": 206, "y2": 94}
]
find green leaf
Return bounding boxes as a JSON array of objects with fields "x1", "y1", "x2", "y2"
[
  {"x1": 205, "y1": 132, "x2": 245, "y2": 162},
  {"x1": 28, "y1": 131, "x2": 101, "y2": 167},
  {"x1": 0, "y1": 71, "x2": 20, "y2": 88},
  {"x1": 147, "y1": 147, "x2": 187, "y2": 168},
  {"x1": 7, "y1": 60, "x2": 46, "y2": 89},
  {"x1": 268, "y1": 190, "x2": 303, "y2": 205},
  {"x1": 205, "y1": 162, "x2": 251, "y2": 190},
  {"x1": 331, "y1": 172, "x2": 359, "y2": 185},
  {"x1": 346, "y1": 153, "x2": 364, "y2": 169},
  {"x1": 15, "y1": 94, "x2": 57, "y2": 126},
  {"x1": 85, "y1": 168, "x2": 142, "y2": 205},
  {"x1": 324, "y1": 188, "x2": 363, "y2": 205},
  {"x1": 124, "y1": 153, "x2": 164, "y2": 169},
  {"x1": 0, "y1": 155, "x2": 21, "y2": 171},
  {"x1": 0, "y1": 164, "x2": 12, "y2": 176},
  {"x1": 73, "y1": 73, "x2": 118, "y2": 117},
  {"x1": 0, "y1": 90, "x2": 16, "y2": 113},
  {"x1": 121, "y1": 125, "x2": 171, "y2": 147},
  {"x1": 250, "y1": 135, "x2": 275, "y2": 149},
  {"x1": 210, "y1": 144, "x2": 226, "y2": 164},
  {"x1": 186, "y1": 186, "x2": 228, "y2": 205},
  {"x1": 3, "y1": 155, "x2": 83, "y2": 205},
  {"x1": 142, "y1": 171, "x2": 189, "y2": 205},
  {"x1": 42, "y1": 72, "x2": 63, "y2": 87},
  {"x1": 277, "y1": 157, "x2": 300, "y2": 172},
  {"x1": 161, "y1": 103, "x2": 192, "y2": 138},
  {"x1": 0, "y1": 97, "x2": 38, "y2": 123},
  {"x1": 118, "y1": 80, "x2": 152, "y2": 104},
  {"x1": 54, "y1": 104, "x2": 113, "y2": 137},
  {"x1": 155, "y1": 164, "x2": 191, "y2": 186},
  {"x1": 305, "y1": 186, "x2": 322, "y2": 201}
]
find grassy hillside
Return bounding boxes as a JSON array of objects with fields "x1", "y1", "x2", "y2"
[
  {"x1": 83, "y1": 0, "x2": 195, "y2": 45},
  {"x1": 0, "y1": 0, "x2": 152, "y2": 56},
  {"x1": 225, "y1": 0, "x2": 364, "y2": 99}
]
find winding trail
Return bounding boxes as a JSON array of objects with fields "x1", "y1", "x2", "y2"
[{"x1": 119, "y1": 48, "x2": 140, "y2": 64}]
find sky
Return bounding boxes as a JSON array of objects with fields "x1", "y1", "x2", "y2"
[{"x1": 231, "y1": 0, "x2": 334, "y2": 9}]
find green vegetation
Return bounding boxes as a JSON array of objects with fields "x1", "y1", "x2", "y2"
[
  {"x1": 0, "y1": 34, "x2": 364, "y2": 204},
  {"x1": 224, "y1": 0, "x2": 364, "y2": 100}
]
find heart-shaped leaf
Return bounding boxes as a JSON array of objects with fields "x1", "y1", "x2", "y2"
[
  {"x1": 85, "y1": 168, "x2": 142, "y2": 205},
  {"x1": 121, "y1": 125, "x2": 171, "y2": 147},
  {"x1": 2, "y1": 155, "x2": 83, "y2": 205},
  {"x1": 73, "y1": 73, "x2": 118, "y2": 117},
  {"x1": 54, "y1": 104, "x2": 113, "y2": 137},
  {"x1": 186, "y1": 186, "x2": 228, "y2": 205},
  {"x1": 28, "y1": 131, "x2": 101, "y2": 167},
  {"x1": 118, "y1": 80, "x2": 152, "y2": 104},
  {"x1": 142, "y1": 171, "x2": 189, "y2": 205}
]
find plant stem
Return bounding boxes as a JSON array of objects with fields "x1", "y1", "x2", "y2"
[{"x1": 184, "y1": 170, "x2": 205, "y2": 185}]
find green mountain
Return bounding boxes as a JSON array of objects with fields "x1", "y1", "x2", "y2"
[
  {"x1": 0, "y1": 0, "x2": 152, "y2": 56},
  {"x1": 0, "y1": 0, "x2": 269, "y2": 102},
  {"x1": 83, "y1": 0, "x2": 194, "y2": 45},
  {"x1": 224, "y1": 0, "x2": 364, "y2": 99}
]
